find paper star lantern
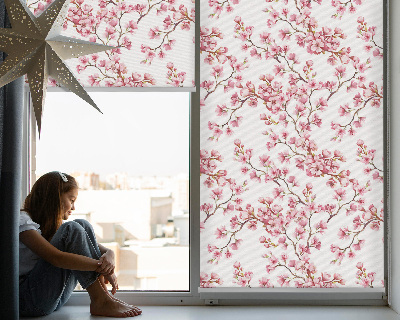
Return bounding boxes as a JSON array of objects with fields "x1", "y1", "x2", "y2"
[{"x1": 0, "y1": 0, "x2": 114, "y2": 133}]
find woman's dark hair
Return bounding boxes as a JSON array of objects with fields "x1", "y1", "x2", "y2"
[{"x1": 22, "y1": 171, "x2": 78, "y2": 241}]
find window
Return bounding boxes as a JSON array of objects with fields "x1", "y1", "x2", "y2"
[
  {"x1": 21, "y1": 0, "x2": 392, "y2": 307},
  {"x1": 29, "y1": 91, "x2": 190, "y2": 291}
]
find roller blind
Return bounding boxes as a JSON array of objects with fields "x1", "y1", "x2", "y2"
[
  {"x1": 200, "y1": 0, "x2": 384, "y2": 289},
  {"x1": 26, "y1": 0, "x2": 195, "y2": 88}
]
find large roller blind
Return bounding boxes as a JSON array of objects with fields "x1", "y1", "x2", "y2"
[{"x1": 200, "y1": 0, "x2": 384, "y2": 289}]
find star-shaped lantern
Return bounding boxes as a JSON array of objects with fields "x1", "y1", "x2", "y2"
[{"x1": 0, "y1": 0, "x2": 114, "y2": 133}]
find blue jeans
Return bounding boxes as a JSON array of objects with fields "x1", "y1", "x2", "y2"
[{"x1": 19, "y1": 219, "x2": 101, "y2": 317}]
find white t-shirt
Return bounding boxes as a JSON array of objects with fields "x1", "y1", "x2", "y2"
[{"x1": 19, "y1": 211, "x2": 41, "y2": 277}]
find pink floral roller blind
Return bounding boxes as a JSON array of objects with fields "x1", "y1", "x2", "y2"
[
  {"x1": 26, "y1": 0, "x2": 195, "y2": 88},
  {"x1": 200, "y1": 0, "x2": 384, "y2": 288}
]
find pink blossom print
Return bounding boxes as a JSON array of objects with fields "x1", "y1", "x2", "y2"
[
  {"x1": 26, "y1": 0, "x2": 195, "y2": 87},
  {"x1": 200, "y1": 0, "x2": 384, "y2": 288}
]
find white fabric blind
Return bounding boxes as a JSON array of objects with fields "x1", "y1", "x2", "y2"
[
  {"x1": 26, "y1": 0, "x2": 195, "y2": 88},
  {"x1": 200, "y1": 0, "x2": 384, "y2": 288}
]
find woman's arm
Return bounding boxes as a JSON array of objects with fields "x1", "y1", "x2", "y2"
[
  {"x1": 98, "y1": 244, "x2": 119, "y2": 294},
  {"x1": 97, "y1": 243, "x2": 115, "y2": 275},
  {"x1": 20, "y1": 230, "x2": 101, "y2": 272}
]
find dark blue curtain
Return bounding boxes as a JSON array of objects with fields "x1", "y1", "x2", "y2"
[{"x1": 0, "y1": 1, "x2": 25, "y2": 318}]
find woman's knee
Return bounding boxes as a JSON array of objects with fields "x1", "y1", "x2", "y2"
[
  {"x1": 73, "y1": 219, "x2": 95, "y2": 235},
  {"x1": 52, "y1": 221, "x2": 100, "y2": 259},
  {"x1": 58, "y1": 220, "x2": 86, "y2": 236},
  {"x1": 50, "y1": 221, "x2": 84, "y2": 247},
  {"x1": 73, "y1": 219, "x2": 92, "y2": 230}
]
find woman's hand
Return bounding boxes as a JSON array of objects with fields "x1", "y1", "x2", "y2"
[
  {"x1": 96, "y1": 250, "x2": 115, "y2": 275},
  {"x1": 104, "y1": 273, "x2": 119, "y2": 295}
]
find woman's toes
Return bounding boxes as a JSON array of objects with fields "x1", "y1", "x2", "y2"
[
  {"x1": 132, "y1": 309, "x2": 139, "y2": 316},
  {"x1": 132, "y1": 306, "x2": 141, "y2": 314},
  {"x1": 124, "y1": 310, "x2": 133, "y2": 317}
]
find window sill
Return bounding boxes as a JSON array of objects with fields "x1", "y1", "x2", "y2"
[
  {"x1": 66, "y1": 289, "x2": 388, "y2": 306},
  {"x1": 20, "y1": 305, "x2": 399, "y2": 320}
]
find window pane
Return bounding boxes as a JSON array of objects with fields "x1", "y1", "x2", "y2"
[
  {"x1": 200, "y1": 1, "x2": 384, "y2": 288},
  {"x1": 34, "y1": 91, "x2": 190, "y2": 291}
]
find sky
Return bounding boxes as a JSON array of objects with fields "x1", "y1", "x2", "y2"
[{"x1": 35, "y1": 91, "x2": 190, "y2": 177}]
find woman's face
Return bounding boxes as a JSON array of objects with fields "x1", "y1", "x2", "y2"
[{"x1": 60, "y1": 188, "x2": 78, "y2": 220}]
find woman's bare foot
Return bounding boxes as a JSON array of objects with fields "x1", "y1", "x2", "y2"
[
  {"x1": 87, "y1": 278, "x2": 141, "y2": 317},
  {"x1": 90, "y1": 295, "x2": 140, "y2": 318},
  {"x1": 98, "y1": 276, "x2": 142, "y2": 315}
]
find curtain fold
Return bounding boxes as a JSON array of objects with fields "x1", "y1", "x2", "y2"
[{"x1": 0, "y1": 1, "x2": 25, "y2": 317}]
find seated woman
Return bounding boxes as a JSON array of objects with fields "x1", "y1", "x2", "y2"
[{"x1": 19, "y1": 171, "x2": 142, "y2": 317}]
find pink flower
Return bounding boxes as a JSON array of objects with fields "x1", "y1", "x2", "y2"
[
  {"x1": 249, "y1": 170, "x2": 261, "y2": 183},
  {"x1": 122, "y1": 36, "x2": 132, "y2": 50},
  {"x1": 278, "y1": 28, "x2": 290, "y2": 41},
  {"x1": 215, "y1": 226, "x2": 227, "y2": 239},
  {"x1": 78, "y1": 56, "x2": 89, "y2": 65},
  {"x1": 259, "y1": 155, "x2": 271, "y2": 166},
  {"x1": 213, "y1": 250, "x2": 222, "y2": 259},
  {"x1": 230, "y1": 239, "x2": 242, "y2": 250},
  {"x1": 76, "y1": 65, "x2": 86, "y2": 73},
  {"x1": 277, "y1": 274, "x2": 290, "y2": 287},
  {"x1": 311, "y1": 236, "x2": 321, "y2": 250},
  {"x1": 211, "y1": 65, "x2": 224, "y2": 78},
  {"x1": 210, "y1": 272, "x2": 219, "y2": 280},
  {"x1": 104, "y1": 26, "x2": 115, "y2": 38},
  {"x1": 108, "y1": 18, "x2": 118, "y2": 27},
  {"x1": 88, "y1": 74, "x2": 100, "y2": 86},
  {"x1": 211, "y1": 188, "x2": 223, "y2": 200},
  {"x1": 338, "y1": 227, "x2": 350, "y2": 240},
  {"x1": 321, "y1": 272, "x2": 331, "y2": 282},
  {"x1": 334, "y1": 188, "x2": 346, "y2": 200},
  {"x1": 149, "y1": 27, "x2": 161, "y2": 39},
  {"x1": 127, "y1": 20, "x2": 138, "y2": 32},
  {"x1": 259, "y1": 277, "x2": 273, "y2": 288}
]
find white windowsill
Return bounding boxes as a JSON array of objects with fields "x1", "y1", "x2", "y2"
[{"x1": 20, "y1": 305, "x2": 400, "y2": 320}]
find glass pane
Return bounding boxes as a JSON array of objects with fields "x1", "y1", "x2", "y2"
[
  {"x1": 33, "y1": 91, "x2": 190, "y2": 291},
  {"x1": 200, "y1": 1, "x2": 385, "y2": 289}
]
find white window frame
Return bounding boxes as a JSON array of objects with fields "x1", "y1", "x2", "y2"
[{"x1": 20, "y1": 0, "x2": 400, "y2": 308}]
